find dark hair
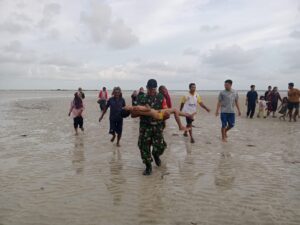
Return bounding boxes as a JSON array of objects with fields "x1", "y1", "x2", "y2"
[
  {"x1": 73, "y1": 92, "x2": 83, "y2": 109},
  {"x1": 288, "y1": 82, "x2": 294, "y2": 87},
  {"x1": 189, "y1": 83, "x2": 196, "y2": 89},
  {"x1": 103, "y1": 87, "x2": 106, "y2": 90},
  {"x1": 250, "y1": 85, "x2": 255, "y2": 88},
  {"x1": 225, "y1": 79, "x2": 232, "y2": 85},
  {"x1": 121, "y1": 109, "x2": 130, "y2": 118},
  {"x1": 268, "y1": 85, "x2": 272, "y2": 88},
  {"x1": 259, "y1": 96, "x2": 265, "y2": 100},
  {"x1": 112, "y1": 86, "x2": 122, "y2": 97}
]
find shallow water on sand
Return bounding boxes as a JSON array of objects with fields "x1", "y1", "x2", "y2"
[{"x1": 0, "y1": 91, "x2": 299, "y2": 225}]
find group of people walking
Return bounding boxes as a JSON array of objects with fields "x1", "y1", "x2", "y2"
[
  {"x1": 68, "y1": 80, "x2": 300, "y2": 175},
  {"x1": 245, "y1": 83, "x2": 300, "y2": 121}
]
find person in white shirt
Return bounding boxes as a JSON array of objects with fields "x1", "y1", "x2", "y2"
[
  {"x1": 180, "y1": 83, "x2": 210, "y2": 143},
  {"x1": 257, "y1": 96, "x2": 268, "y2": 118}
]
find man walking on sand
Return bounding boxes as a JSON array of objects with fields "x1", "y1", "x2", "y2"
[
  {"x1": 246, "y1": 85, "x2": 258, "y2": 119},
  {"x1": 135, "y1": 79, "x2": 168, "y2": 176},
  {"x1": 287, "y1": 82, "x2": 300, "y2": 122},
  {"x1": 180, "y1": 83, "x2": 210, "y2": 143},
  {"x1": 215, "y1": 79, "x2": 241, "y2": 142}
]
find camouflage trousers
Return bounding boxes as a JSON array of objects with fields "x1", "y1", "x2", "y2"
[{"x1": 138, "y1": 123, "x2": 167, "y2": 164}]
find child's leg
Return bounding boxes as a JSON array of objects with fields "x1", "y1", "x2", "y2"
[{"x1": 171, "y1": 109, "x2": 189, "y2": 131}]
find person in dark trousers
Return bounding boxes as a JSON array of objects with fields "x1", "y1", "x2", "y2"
[
  {"x1": 99, "y1": 87, "x2": 126, "y2": 147},
  {"x1": 246, "y1": 85, "x2": 258, "y2": 118}
]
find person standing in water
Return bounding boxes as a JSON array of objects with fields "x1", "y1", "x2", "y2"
[
  {"x1": 215, "y1": 79, "x2": 241, "y2": 142},
  {"x1": 68, "y1": 92, "x2": 85, "y2": 135},
  {"x1": 98, "y1": 86, "x2": 109, "y2": 112},
  {"x1": 99, "y1": 87, "x2": 126, "y2": 147},
  {"x1": 180, "y1": 83, "x2": 210, "y2": 143},
  {"x1": 245, "y1": 85, "x2": 258, "y2": 119}
]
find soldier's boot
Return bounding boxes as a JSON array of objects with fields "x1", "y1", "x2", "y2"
[
  {"x1": 143, "y1": 162, "x2": 152, "y2": 176},
  {"x1": 153, "y1": 153, "x2": 161, "y2": 167}
]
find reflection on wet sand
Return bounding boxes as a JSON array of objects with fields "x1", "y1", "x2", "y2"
[
  {"x1": 0, "y1": 91, "x2": 299, "y2": 225},
  {"x1": 72, "y1": 136, "x2": 85, "y2": 174}
]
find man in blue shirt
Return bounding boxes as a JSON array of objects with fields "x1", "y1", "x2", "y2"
[{"x1": 246, "y1": 85, "x2": 258, "y2": 118}]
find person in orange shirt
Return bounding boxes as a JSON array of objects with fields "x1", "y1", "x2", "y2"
[{"x1": 287, "y1": 82, "x2": 300, "y2": 122}]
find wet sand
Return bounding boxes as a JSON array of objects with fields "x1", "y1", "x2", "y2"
[{"x1": 0, "y1": 90, "x2": 299, "y2": 225}]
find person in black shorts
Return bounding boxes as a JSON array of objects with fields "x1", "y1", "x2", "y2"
[{"x1": 99, "y1": 87, "x2": 126, "y2": 147}]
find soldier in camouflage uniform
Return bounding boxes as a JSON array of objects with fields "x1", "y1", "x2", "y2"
[{"x1": 137, "y1": 79, "x2": 168, "y2": 175}]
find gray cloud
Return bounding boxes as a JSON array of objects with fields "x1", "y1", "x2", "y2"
[
  {"x1": 38, "y1": 3, "x2": 61, "y2": 28},
  {"x1": 3, "y1": 40, "x2": 22, "y2": 52},
  {"x1": 0, "y1": 20, "x2": 30, "y2": 33},
  {"x1": 200, "y1": 25, "x2": 220, "y2": 32},
  {"x1": 202, "y1": 45, "x2": 257, "y2": 67},
  {"x1": 80, "y1": 2, "x2": 138, "y2": 49},
  {"x1": 183, "y1": 47, "x2": 200, "y2": 56},
  {"x1": 107, "y1": 19, "x2": 139, "y2": 49},
  {"x1": 290, "y1": 30, "x2": 300, "y2": 39}
]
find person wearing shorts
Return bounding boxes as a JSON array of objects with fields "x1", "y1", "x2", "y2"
[
  {"x1": 180, "y1": 83, "x2": 210, "y2": 143},
  {"x1": 287, "y1": 82, "x2": 300, "y2": 122},
  {"x1": 215, "y1": 79, "x2": 241, "y2": 142}
]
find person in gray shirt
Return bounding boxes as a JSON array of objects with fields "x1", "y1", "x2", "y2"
[{"x1": 215, "y1": 79, "x2": 241, "y2": 142}]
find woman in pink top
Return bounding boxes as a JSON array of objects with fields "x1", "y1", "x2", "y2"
[{"x1": 68, "y1": 92, "x2": 85, "y2": 135}]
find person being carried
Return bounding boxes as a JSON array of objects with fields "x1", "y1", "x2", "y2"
[
  {"x1": 123, "y1": 105, "x2": 194, "y2": 132},
  {"x1": 68, "y1": 92, "x2": 85, "y2": 135}
]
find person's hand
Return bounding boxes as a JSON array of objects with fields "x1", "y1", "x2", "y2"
[
  {"x1": 238, "y1": 111, "x2": 241, "y2": 116},
  {"x1": 68, "y1": 112, "x2": 71, "y2": 117},
  {"x1": 206, "y1": 108, "x2": 211, "y2": 113},
  {"x1": 99, "y1": 117, "x2": 102, "y2": 122},
  {"x1": 215, "y1": 111, "x2": 219, "y2": 117}
]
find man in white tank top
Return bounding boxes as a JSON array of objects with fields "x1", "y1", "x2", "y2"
[{"x1": 180, "y1": 83, "x2": 210, "y2": 143}]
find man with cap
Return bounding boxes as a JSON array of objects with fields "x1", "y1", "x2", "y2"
[
  {"x1": 136, "y1": 79, "x2": 168, "y2": 175},
  {"x1": 287, "y1": 82, "x2": 300, "y2": 122}
]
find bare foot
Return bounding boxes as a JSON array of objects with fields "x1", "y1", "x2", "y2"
[
  {"x1": 75, "y1": 132, "x2": 79, "y2": 136},
  {"x1": 222, "y1": 138, "x2": 227, "y2": 143},
  {"x1": 190, "y1": 138, "x2": 195, "y2": 143},
  {"x1": 111, "y1": 135, "x2": 116, "y2": 142},
  {"x1": 179, "y1": 126, "x2": 190, "y2": 132},
  {"x1": 116, "y1": 143, "x2": 121, "y2": 147},
  {"x1": 80, "y1": 127, "x2": 84, "y2": 132},
  {"x1": 183, "y1": 132, "x2": 188, "y2": 137}
]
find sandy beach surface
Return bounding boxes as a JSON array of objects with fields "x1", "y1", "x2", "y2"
[{"x1": 0, "y1": 90, "x2": 299, "y2": 225}]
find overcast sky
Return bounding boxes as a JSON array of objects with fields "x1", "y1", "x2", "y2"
[{"x1": 0, "y1": 0, "x2": 299, "y2": 90}]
